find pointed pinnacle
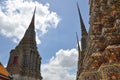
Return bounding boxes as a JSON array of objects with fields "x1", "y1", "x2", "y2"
[
  {"x1": 77, "y1": 3, "x2": 88, "y2": 36},
  {"x1": 27, "y1": 7, "x2": 36, "y2": 29},
  {"x1": 32, "y1": 7, "x2": 36, "y2": 24},
  {"x1": 33, "y1": 6, "x2": 36, "y2": 19}
]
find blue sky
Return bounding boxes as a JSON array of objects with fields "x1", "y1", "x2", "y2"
[
  {"x1": 0, "y1": 0, "x2": 89, "y2": 80},
  {"x1": 38, "y1": 0, "x2": 89, "y2": 63}
]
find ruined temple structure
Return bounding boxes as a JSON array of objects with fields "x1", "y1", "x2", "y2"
[
  {"x1": 7, "y1": 8, "x2": 42, "y2": 80},
  {"x1": 76, "y1": 0, "x2": 120, "y2": 80}
]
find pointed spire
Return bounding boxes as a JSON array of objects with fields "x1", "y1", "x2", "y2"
[
  {"x1": 19, "y1": 7, "x2": 37, "y2": 46},
  {"x1": 77, "y1": 2, "x2": 88, "y2": 36},
  {"x1": 29, "y1": 6, "x2": 36, "y2": 30}
]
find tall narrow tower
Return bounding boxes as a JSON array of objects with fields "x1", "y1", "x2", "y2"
[{"x1": 7, "y1": 8, "x2": 42, "y2": 80}]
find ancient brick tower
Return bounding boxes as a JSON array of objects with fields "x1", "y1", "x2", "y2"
[
  {"x1": 7, "y1": 8, "x2": 42, "y2": 80},
  {"x1": 76, "y1": 0, "x2": 120, "y2": 80}
]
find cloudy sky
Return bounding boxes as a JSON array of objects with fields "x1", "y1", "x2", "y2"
[{"x1": 0, "y1": 0, "x2": 89, "y2": 80}]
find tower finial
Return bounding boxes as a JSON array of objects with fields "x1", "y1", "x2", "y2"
[
  {"x1": 77, "y1": 3, "x2": 88, "y2": 36},
  {"x1": 29, "y1": 7, "x2": 36, "y2": 28}
]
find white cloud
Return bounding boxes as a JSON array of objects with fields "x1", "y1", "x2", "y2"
[
  {"x1": 41, "y1": 49, "x2": 78, "y2": 80},
  {"x1": 0, "y1": 0, "x2": 60, "y2": 44}
]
